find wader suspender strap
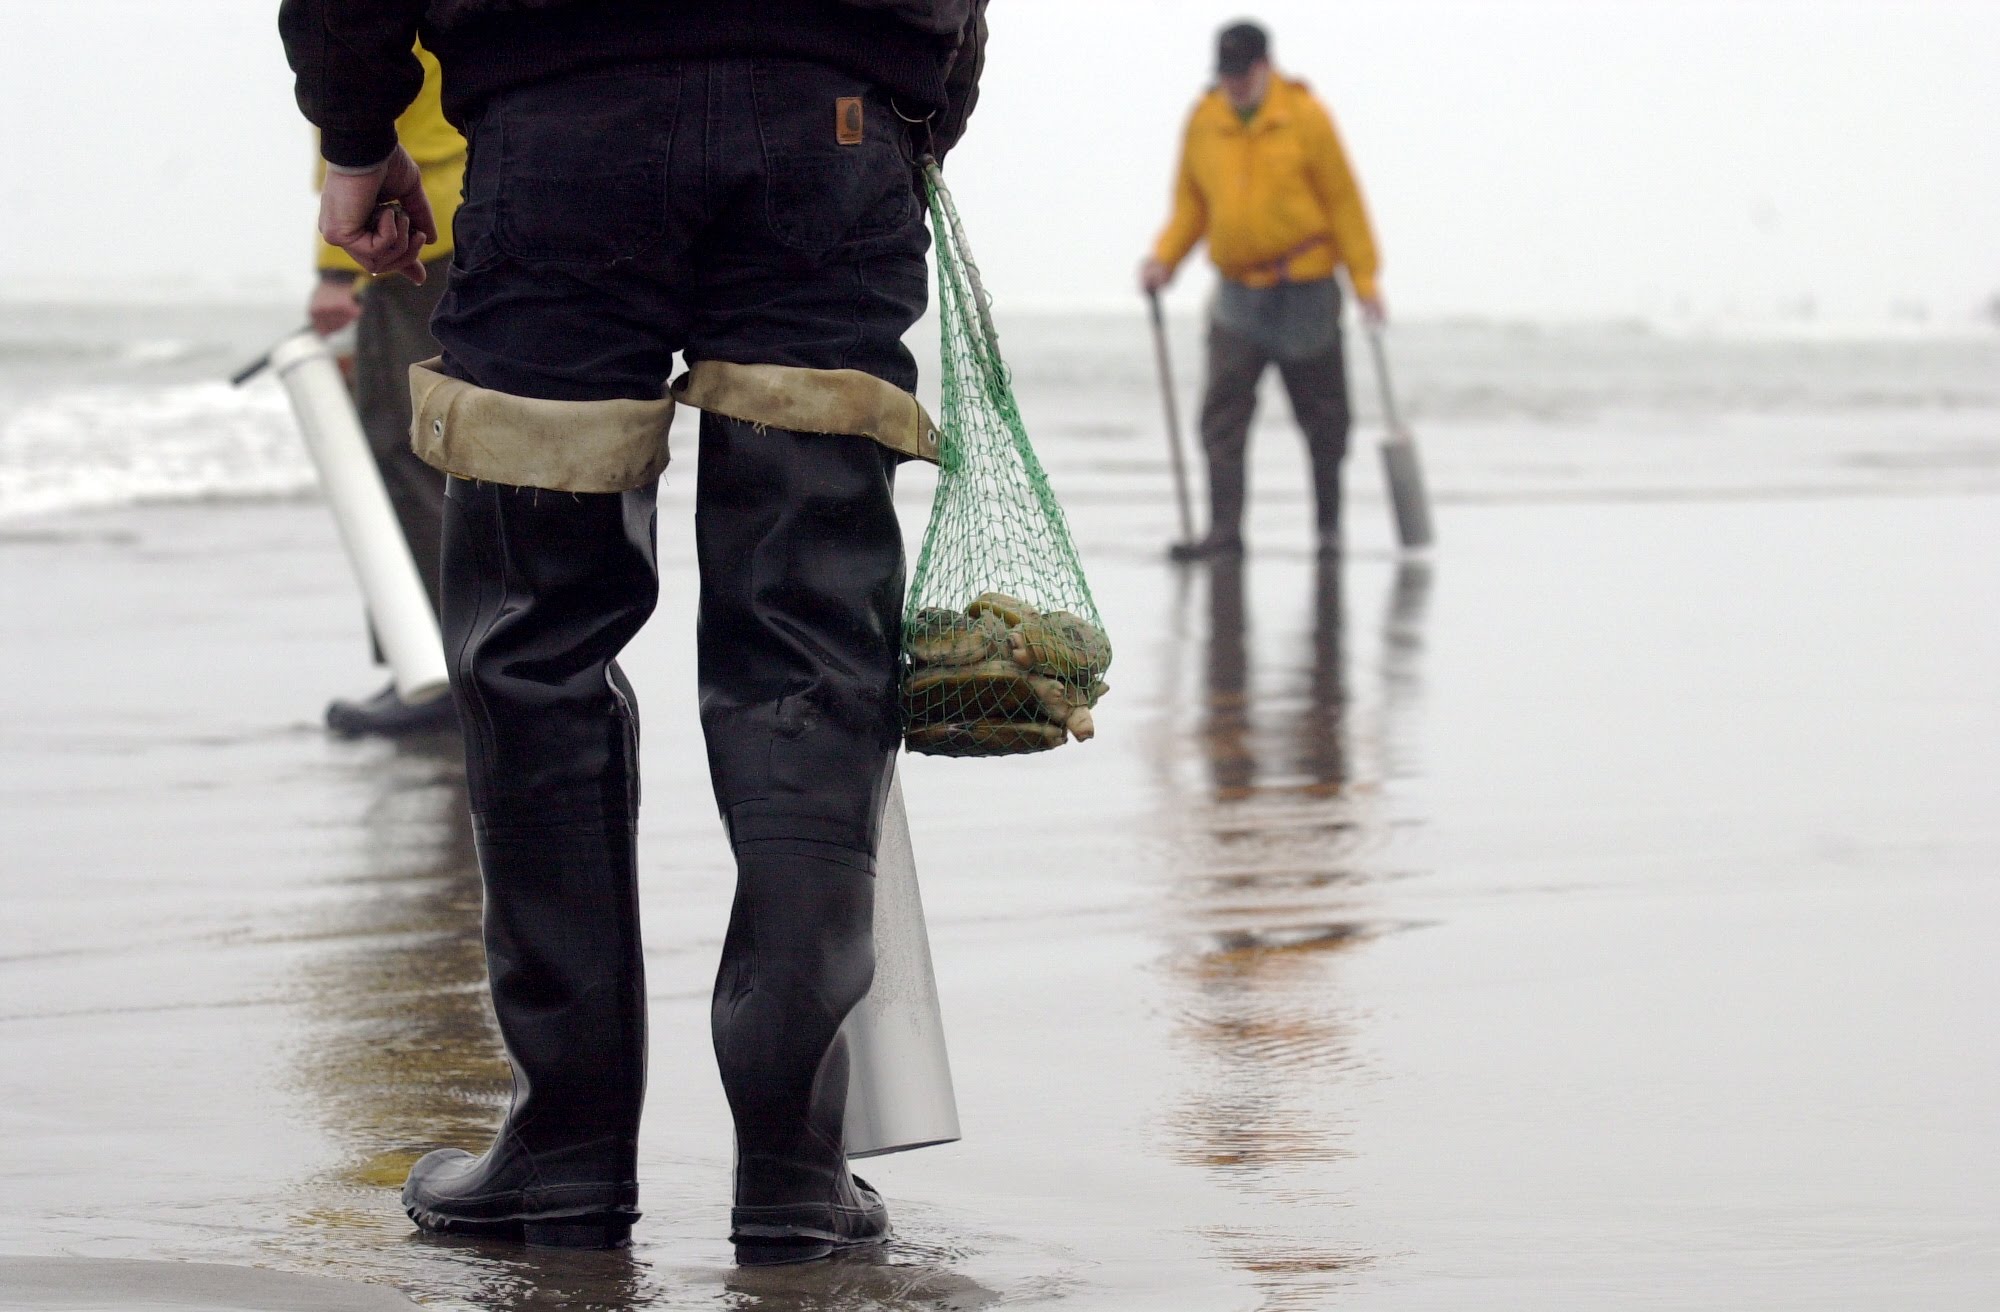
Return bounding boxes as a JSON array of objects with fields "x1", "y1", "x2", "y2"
[
  {"x1": 1238, "y1": 233, "x2": 1334, "y2": 286},
  {"x1": 673, "y1": 361, "x2": 943, "y2": 466},
  {"x1": 406, "y1": 358, "x2": 941, "y2": 495},
  {"x1": 408, "y1": 358, "x2": 674, "y2": 493}
]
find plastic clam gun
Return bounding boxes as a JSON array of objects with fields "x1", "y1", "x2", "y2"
[
  {"x1": 841, "y1": 766, "x2": 960, "y2": 1158},
  {"x1": 254, "y1": 330, "x2": 450, "y2": 704}
]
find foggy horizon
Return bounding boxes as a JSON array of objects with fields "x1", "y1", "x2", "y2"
[{"x1": 2, "y1": 0, "x2": 1996, "y2": 330}]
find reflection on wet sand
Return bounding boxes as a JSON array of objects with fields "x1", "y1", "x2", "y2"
[
  {"x1": 290, "y1": 744, "x2": 505, "y2": 1178},
  {"x1": 714, "y1": 1242, "x2": 1007, "y2": 1311},
  {"x1": 260, "y1": 741, "x2": 669, "y2": 1305},
  {"x1": 1161, "y1": 558, "x2": 1432, "y2": 1308},
  {"x1": 271, "y1": 742, "x2": 1009, "y2": 1310},
  {"x1": 1198, "y1": 557, "x2": 1354, "y2": 801},
  {"x1": 399, "y1": 1238, "x2": 663, "y2": 1310},
  {"x1": 1376, "y1": 559, "x2": 1433, "y2": 780},
  {"x1": 381, "y1": 1226, "x2": 1010, "y2": 1311},
  {"x1": 257, "y1": 559, "x2": 1429, "y2": 1309},
  {"x1": 268, "y1": 742, "x2": 698, "y2": 1307},
  {"x1": 262, "y1": 743, "x2": 518, "y2": 1279}
]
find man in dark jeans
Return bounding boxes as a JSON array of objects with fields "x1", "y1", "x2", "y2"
[{"x1": 279, "y1": 0, "x2": 986, "y2": 1265}]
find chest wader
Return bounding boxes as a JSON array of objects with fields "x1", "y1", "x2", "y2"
[
  {"x1": 678, "y1": 362, "x2": 942, "y2": 1263},
  {"x1": 1190, "y1": 253, "x2": 1352, "y2": 559},
  {"x1": 401, "y1": 387, "x2": 666, "y2": 1248},
  {"x1": 401, "y1": 347, "x2": 933, "y2": 1257}
]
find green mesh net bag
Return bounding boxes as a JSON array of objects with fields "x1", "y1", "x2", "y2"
[{"x1": 902, "y1": 163, "x2": 1112, "y2": 758}]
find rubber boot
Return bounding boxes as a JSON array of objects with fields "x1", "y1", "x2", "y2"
[
  {"x1": 692, "y1": 414, "x2": 903, "y2": 1263},
  {"x1": 1278, "y1": 343, "x2": 1350, "y2": 559},
  {"x1": 1314, "y1": 463, "x2": 1344, "y2": 558},
  {"x1": 1170, "y1": 444, "x2": 1250, "y2": 561},
  {"x1": 714, "y1": 849, "x2": 887, "y2": 1264},
  {"x1": 1175, "y1": 320, "x2": 1261, "y2": 562},
  {"x1": 325, "y1": 680, "x2": 459, "y2": 738},
  {"x1": 402, "y1": 476, "x2": 659, "y2": 1250}
]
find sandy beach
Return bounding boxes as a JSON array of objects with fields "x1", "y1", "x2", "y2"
[{"x1": 2, "y1": 309, "x2": 1998, "y2": 1309}]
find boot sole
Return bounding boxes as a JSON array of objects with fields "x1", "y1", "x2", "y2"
[
  {"x1": 524, "y1": 1218, "x2": 633, "y2": 1249},
  {"x1": 407, "y1": 1204, "x2": 634, "y2": 1250},
  {"x1": 732, "y1": 1230, "x2": 890, "y2": 1267},
  {"x1": 730, "y1": 1174, "x2": 888, "y2": 1266}
]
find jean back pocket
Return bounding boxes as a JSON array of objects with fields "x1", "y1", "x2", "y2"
[{"x1": 493, "y1": 72, "x2": 681, "y2": 267}]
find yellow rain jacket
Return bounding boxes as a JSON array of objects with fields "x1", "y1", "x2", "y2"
[
  {"x1": 1152, "y1": 76, "x2": 1380, "y2": 300},
  {"x1": 315, "y1": 45, "x2": 466, "y2": 275}
]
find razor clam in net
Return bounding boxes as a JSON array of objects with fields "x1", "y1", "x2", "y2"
[{"x1": 902, "y1": 164, "x2": 1112, "y2": 758}]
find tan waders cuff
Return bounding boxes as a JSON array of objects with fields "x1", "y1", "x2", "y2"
[
  {"x1": 672, "y1": 361, "x2": 941, "y2": 465},
  {"x1": 408, "y1": 358, "x2": 674, "y2": 493}
]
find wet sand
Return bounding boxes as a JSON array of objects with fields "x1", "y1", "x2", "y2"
[
  {"x1": 1, "y1": 473, "x2": 1997, "y2": 1308},
  {"x1": 0, "y1": 1257, "x2": 418, "y2": 1310}
]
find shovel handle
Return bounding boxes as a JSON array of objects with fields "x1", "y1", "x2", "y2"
[
  {"x1": 1147, "y1": 291, "x2": 1198, "y2": 544},
  {"x1": 1363, "y1": 320, "x2": 1406, "y2": 437}
]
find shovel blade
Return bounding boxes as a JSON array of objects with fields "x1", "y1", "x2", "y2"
[{"x1": 1380, "y1": 433, "x2": 1435, "y2": 550}]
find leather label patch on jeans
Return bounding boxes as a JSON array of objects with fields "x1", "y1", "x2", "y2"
[{"x1": 836, "y1": 97, "x2": 864, "y2": 145}]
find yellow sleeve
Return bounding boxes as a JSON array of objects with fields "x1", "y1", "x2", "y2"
[
  {"x1": 1302, "y1": 100, "x2": 1381, "y2": 302},
  {"x1": 401, "y1": 45, "x2": 466, "y2": 260},
  {"x1": 314, "y1": 42, "x2": 465, "y2": 275},
  {"x1": 1151, "y1": 114, "x2": 1208, "y2": 271},
  {"x1": 395, "y1": 47, "x2": 464, "y2": 167}
]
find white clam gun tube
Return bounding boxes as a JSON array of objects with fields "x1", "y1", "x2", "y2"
[
  {"x1": 268, "y1": 331, "x2": 450, "y2": 703},
  {"x1": 842, "y1": 766, "x2": 961, "y2": 1158}
]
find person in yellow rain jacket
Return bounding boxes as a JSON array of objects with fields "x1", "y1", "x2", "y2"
[
  {"x1": 1142, "y1": 20, "x2": 1382, "y2": 560},
  {"x1": 306, "y1": 44, "x2": 467, "y2": 736}
]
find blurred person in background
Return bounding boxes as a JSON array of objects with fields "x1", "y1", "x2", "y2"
[
  {"x1": 280, "y1": 0, "x2": 986, "y2": 1265},
  {"x1": 1142, "y1": 19, "x2": 1382, "y2": 560},
  {"x1": 308, "y1": 42, "x2": 464, "y2": 737}
]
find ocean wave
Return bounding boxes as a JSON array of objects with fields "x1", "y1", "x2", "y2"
[
  {"x1": 0, "y1": 381, "x2": 314, "y2": 522},
  {"x1": 2, "y1": 303, "x2": 1998, "y2": 523}
]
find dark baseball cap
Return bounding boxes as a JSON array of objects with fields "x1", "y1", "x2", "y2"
[{"x1": 1216, "y1": 21, "x2": 1270, "y2": 77}]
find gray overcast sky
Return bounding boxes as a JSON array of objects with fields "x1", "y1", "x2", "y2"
[{"x1": 2, "y1": 0, "x2": 1995, "y2": 325}]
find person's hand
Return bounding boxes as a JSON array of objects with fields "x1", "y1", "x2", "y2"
[
  {"x1": 318, "y1": 145, "x2": 436, "y2": 285},
  {"x1": 1360, "y1": 292, "x2": 1388, "y2": 327},
  {"x1": 307, "y1": 275, "x2": 362, "y2": 337},
  {"x1": 1139, "y1": 258, "x2": 1173, "y2": 296}
]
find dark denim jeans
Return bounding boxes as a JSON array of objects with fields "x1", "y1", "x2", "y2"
[
  {"x1": 435, "y1": 58, "x2": 931, "y2": 402},
  {"x1": 431, "y1": 57, "x2": 925, "y2": 855}
]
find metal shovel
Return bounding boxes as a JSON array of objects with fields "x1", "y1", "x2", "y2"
[
  {"x1": 1147, "y1": 290, "x2": 1200, "y2": 556},
  {"x1": 1363, "y1": 321, "x2": 1435, "y2": 551}
]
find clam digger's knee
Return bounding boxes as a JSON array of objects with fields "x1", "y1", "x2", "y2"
[
  {"x1": 673, "y1": 359, "x2": 941, "y2": 465},
  {"x1": 409, "y1": 358, "x2": 674, "y2": 493}
]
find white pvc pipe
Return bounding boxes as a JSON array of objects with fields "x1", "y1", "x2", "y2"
[
  {"x1": 269, "y1": 331, "x2": 450, "y2": 703},
  {"x1": 843, "y1": 767, "x2": 962, "y2": 1158}
]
